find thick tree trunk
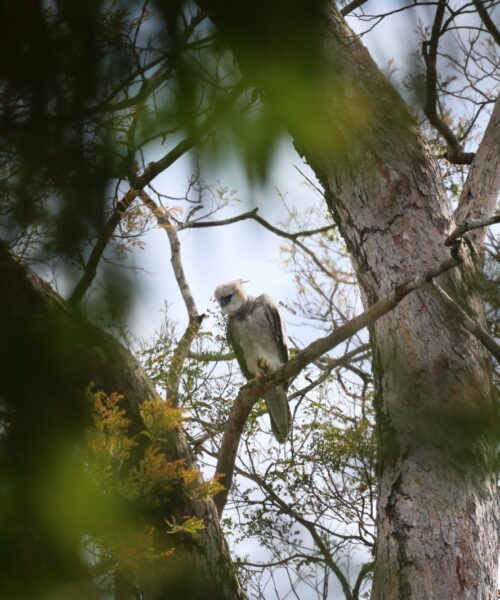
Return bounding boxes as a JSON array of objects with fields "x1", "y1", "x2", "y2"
[
  {"x1": 0, "y1": 243, "x2": 243, "y2": 600},
  {"x1": 195, "y1": 2, "x2": 498, "y2": 598},
  {"x1": 301, "y1": 9, "x2": 498, "y2": 600}
]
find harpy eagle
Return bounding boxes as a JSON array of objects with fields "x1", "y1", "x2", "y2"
[{"x1": 214, "y1": 280, "x2": 291, "y2": 443}]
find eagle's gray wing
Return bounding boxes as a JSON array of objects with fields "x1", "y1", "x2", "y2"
[
  {"x1": 227, "y1": 317, "x2": 253, "y2": 380},
  {"x1": 260, "y1": 294, "x2": 288, "y2": 364},
  {"x1": 258, "y1": 295, "x2": 291, "y2": 442}
]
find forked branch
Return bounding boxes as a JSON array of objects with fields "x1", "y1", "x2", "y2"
[
  {"x1": 422, "y1": 0, "x2": 475, "y2": 165},
  {"x1": 445, "y1": 213, "x2": 500, "y2": 246},
  {"x1": 429, "y1": 281, "x2": 500, "y2": 362},
  {"x1": 139, "y1": 191, "x2": 205, "y2": 405}
]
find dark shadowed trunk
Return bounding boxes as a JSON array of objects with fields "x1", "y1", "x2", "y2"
[{"x1": 0, "y1": 242, "x2": 243, "y2": 600}]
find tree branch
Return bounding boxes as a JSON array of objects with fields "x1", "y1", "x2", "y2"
[
  {"x1": 183, "y1": 207, "x2": 338, "y2": 278},
  {"x1": 422, "y1": 0, "x2": 475, "y2": 165},
  {"x1": 352, "y1": 561, "x2": 374, "y2": 600},
  {"x1": 214, "y1": 249, "x2": 463, "y2": 517},
  {"x1": 182, "y1": 206, "x2": 336, "y2": 239},
  {"x1": 181, "y1": 208, "x2": 260, "y2": 229},
  {"x1": 445, "y1": 213, "x2": 500, "y2": 246},
  {"x1": 235, "y1": 467, "x2": 355, "y2": 600},
  {"x1": 139, "y1": 191, "x2": 205, "y2": 405},
  {"x1": 289, "y1": 342, "x2": 371, "y2": 401},
  {"x1": 472, "y1": 0, "x2": 500, "y2": 46},
  {"x1": 429, "y1": 281, "x2": 500, "y2": 363},
  {"x1": 68, "y1": 82, "x2": 245, "y2": 306},
  {"x1": 340, "y1": 0, "x2": 370, "y2": 17},
  {"x1": 454, "y1": 96, "x2": 500, "y2": 246}
]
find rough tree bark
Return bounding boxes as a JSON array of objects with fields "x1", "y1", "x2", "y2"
[
  {"x1": 0, "y1": 242, "x2": 243, "y2": 600},
  {"x1": 304, "y1": 10, "x2": 499, "y2": 600},
  {"x1": 196, "y1": 2, "x2": 499, "y2": 598}
]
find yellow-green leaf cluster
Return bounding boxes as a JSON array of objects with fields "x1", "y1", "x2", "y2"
[
  {"x1": 165, "y1": 515, "x2": 205, "y2": 540},
  {"x1": 83, "y1": 388, "x2": 223, "y2": 579},
  {"x1": 140, "y1": 397, "x2": 184, "y2": 443},
  {"x1": 119, "y1": 450, "x2": 187, "y2": 506},
  {"x1": 182, "y1": 470, "x2": 225, "y2": 501},
  {"x1": 85, "y1": 390, "x2": 136, "y2": 485}
]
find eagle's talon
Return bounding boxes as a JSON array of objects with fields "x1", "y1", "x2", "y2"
[{"x1": 257, "y1": 358, "x2": 271, "y2": 374}]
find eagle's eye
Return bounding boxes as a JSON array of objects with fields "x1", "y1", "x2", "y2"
[{"x1": 219, "y1": 294, "x2": 233, "y2": 307}]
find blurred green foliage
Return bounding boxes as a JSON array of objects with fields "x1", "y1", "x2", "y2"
[{"x1": 0, "y1": 0, "x2": 331, "y2": 261}]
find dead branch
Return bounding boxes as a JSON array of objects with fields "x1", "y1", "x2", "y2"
[
  {"x1": 183, "y1": 207, "x2": 338, "y2": 279},
  {"x1": 446, "y1": 213, "x2": 500, "y2": 246},
  {"x1": 422, "y1": 0, "x2": 475, "y2": 165},
  {"x1": 429, "y1": 281, "x2": 500, "y2": 362},
  {"x1": 139, "y1": 191, "x2": 205, "y2": 405}
]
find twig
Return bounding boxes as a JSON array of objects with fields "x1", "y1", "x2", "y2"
[
  {"x1": 445, "y1": 213, "x2": 500, "y2": 246},
  {"x1": 429, "y1": 281, "x2": 500, "y2": 362},
  {"x1": 471, "y1": 0, "x2": 500, "y2": 46},
  {"x1": 139, "y1": 191, "x2": 205, "y2": 404},
  {"x1": 289, "y1": 343, "x2": 371, "y2": 400},
  {"x1": 422, "y1": 0, "x2": 475, "y2": 165},
  {"x1": 235, "y1": 467, "x2": 355, "y2": 600}
]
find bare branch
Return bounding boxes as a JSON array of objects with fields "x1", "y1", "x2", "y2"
[
  {"x1": 289, "y1": 342, "x2": 371, "y2": 401},
  {"x1": 429, "y1": 281, "x2": 500, "y2": 362},
  {"x1": 214, "y1": 248, "x2": 463, "y2": 517},
  {"x1": 68, "y1": 82, "x2": 245, "y2": 305},
  {"x1": 445, "y1": 213, "x2": 500, "y2": 246},
  {"x1": 183, "y1": 206, "x2": 336, "y2": 239},
  {"x1": 422, "y1": 0, "x2": 475, "y2": 165},
  {"x1": 183, "y1": 207, "x2": 338, "y2": 278},
  {"x1": 472, "y1": 0, "x2": 500, "y2": 46},
  {"x1": 181, "y1": 208, "x2": 259, "y2": 229},
  {"x1": 454, "y1": 96, "x2": 500, "y2": 246},
  {"x1": 166, "y1": 318, "x2": 206, "y2": 405},
  {"x1": 68, "y1": 188, "x2": 138, "y2": 306},
  {"x1": 236, "y1": 467, "x2": 355, "y2": 600},
  {"x1": 340, "y1": 0, "x2": 370, "y2": 17},
  {"x1": 139, "y1": 191, "x2": 205, "y2": 405}
]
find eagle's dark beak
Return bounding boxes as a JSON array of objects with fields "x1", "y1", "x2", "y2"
[{"x1": 219, "y1": 294, "x2": 233, "y2": 307}]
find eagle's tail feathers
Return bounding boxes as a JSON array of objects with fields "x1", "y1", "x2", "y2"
[{"x1": 265, "y1": 386, "x2": 291, "y2": 444}]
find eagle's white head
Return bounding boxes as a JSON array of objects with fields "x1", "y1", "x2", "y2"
[{"x1": 214, "y1": 279, "x2": 249, "y2": 316}]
